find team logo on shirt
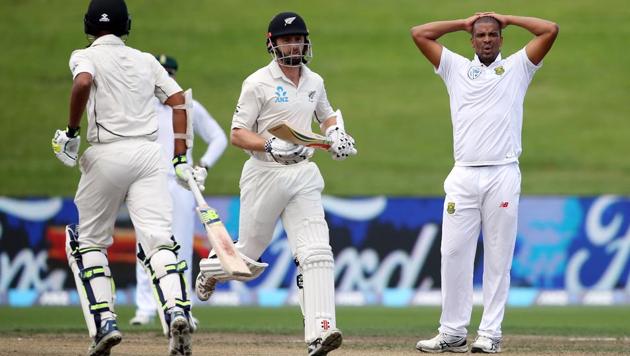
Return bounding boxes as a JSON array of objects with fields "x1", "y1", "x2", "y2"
[
  {"x1": 308, "y1": 90, "x2": 316, "y2": 102},
  {"x1": 467, "y1": 66, "x2": 482, "y2": 80},
  {"x1": 275, "y1": 86, "x2": 289, "y2": 103},
  {"x1": 447, "y1": 202, "x2": 456, "y2": 214},
  {"x1": 495, "y1": 66, "x2": 505, "y2": 75}
]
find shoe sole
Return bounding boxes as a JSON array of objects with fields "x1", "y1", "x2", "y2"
[
  {"x1": 195, "y1": 276, "x2": 216, "y2": 301},
  {"x1": 417, "y1": 345, "x2": 468, "y2": 353},
  {"x1": 169, "y1": 317, "x2": 192, "y2": 356},
  {"x1": 88, "y1": 331, "x2": 122, "y2": 356},
  {"x1": 471, "y1": 346, "x2": 500, "y2": 353},
  {"x1": 311, "y1": 330, "x2": 343, "y2": 356}
]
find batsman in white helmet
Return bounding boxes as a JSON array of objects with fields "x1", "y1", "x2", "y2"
[
  {"x1": 51, "y1": 0, "x2": 205, "y2": 354},
  {"x1": 411, "y1": 12, "x2": 558, "y2": 353},
  {"x1": 194, "y1": 11, "x2": 356, "y2": 356},
  {"x1": 129, "y1": 54, "x2": 228, "y2": 327}
]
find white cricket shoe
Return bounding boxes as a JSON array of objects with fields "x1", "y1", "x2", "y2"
[
  {"x1": 416, "y1": 333, "x2": 467, "y2": 353},
  {"x1": 168, "y1": 310, "x2": 192, "y2": 356},
  {"x1": 129, "y1": 313, "x2": 154, "y2": 326},
  {"x1": 471, "y1": 335, "x2": 502, "y2": 353},
  {"x1": 308, "y1": 328, "x2": 343, "y2": 356},
  {"x1": 195, "y1": 272, "x2": 217, "y2": 301}
]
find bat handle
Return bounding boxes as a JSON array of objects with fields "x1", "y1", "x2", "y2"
[{"x1": 187, "y1": 176, "x2": 207, "y2": 207}]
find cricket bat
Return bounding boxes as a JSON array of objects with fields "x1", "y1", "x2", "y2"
[
  {"x1": 187, "y1": 176, "x2": 251, "y2": 277},
  {"x1": 268, "y1": 122, "x2": 332, "y2": 151}
]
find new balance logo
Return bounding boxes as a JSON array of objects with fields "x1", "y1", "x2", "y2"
[
  {"x1": 275, "y1": 86, "x2": 288, "y2": 103},
  {"x1": 99, "y1": 13, "x2": 110, "y2": 22},
  {"x1": 284, "y1": 17, "x2": 296, "y2": 25},
  {"x1": 500, "y1": 201, "x2": 509, "y2": 208}
]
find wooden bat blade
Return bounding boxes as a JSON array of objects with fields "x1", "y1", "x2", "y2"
[
  {"x1": 196, "y1": 206, "x2": 252, "y2": 277},
  {"x1": 268, "y1": 122, "x2": 332, "y2": 150}
]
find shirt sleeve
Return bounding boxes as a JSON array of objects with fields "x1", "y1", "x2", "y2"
[
  {"x1": 313, "y1": 83, "x2": 335, "y2": 124},
  {"x1": 69, "y1": 50, "x2": 95, "y2": 79},
  {"x1": 150, "y1": 56, "x2": 182, "y2": 103},
  {"x1": 192, "y1": 100, "x2": 228, "y2": 168},
  {"x1": 435, "y1": 47, "x2": 461, "y2": 85},
  {"x1": 231, "y1": 79, "x2": 263, "y2": 130},
  {"x1": 514, "y1": 47, "x2": 543, "y2": 80}
]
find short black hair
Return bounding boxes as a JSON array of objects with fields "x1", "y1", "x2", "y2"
[{"x1": 472, "y1": 16, "x2": 502, "y2": 35}]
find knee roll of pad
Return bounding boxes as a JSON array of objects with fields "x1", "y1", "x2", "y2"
[
  {"x1": 199, "y1": 252, "x2": 268, "y2": 282},
  {"x1": 65, "y1": 224, "x2": 115, "y2": 337}
]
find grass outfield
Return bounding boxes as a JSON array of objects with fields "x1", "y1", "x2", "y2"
[
  {"x1": 3, "y1": 306, "x2": 630, "y2": 336},
  {"x1": 2, "y1": 306, "x2": 630, "y2": 354},
  {"x1": 2, "y1": 0, "x2": 629, "y2": 196}
]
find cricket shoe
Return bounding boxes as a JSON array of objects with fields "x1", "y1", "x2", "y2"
[
  {"x1": 129, "y1": 313, "x2": 154, "y2": 326},
  {"x1": 88, "y1": 319, "x2": 122, "y2": 356},
  {"x1": 308, "y1": 328, "x2": 343, "y2": 356},
  {"x1": 471, "y1": 335, "x2": 502, "y2": 353},
  {"x1": 168, "y1": 310, "x2": 192, "y2": 356},
  {"x1": 416, "y1": 333, "x2": 467, "y2": 353},
  {"x1": 195, "y1": 272, "x2": 217, "y2": 301}
]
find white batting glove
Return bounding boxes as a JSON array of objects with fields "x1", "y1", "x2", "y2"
[
  {"x1": 326, "y1": 125, "x2": 357, "y2": 161},
  {"x1": 173, "y1": 155, "x2": 207, "y2": 191},
  {"x1": 264, "y1": 137, "x2": 314, "y2": 165},
  {"x1": 51, "y1": 127, "x2": 80, "y2": 167}
]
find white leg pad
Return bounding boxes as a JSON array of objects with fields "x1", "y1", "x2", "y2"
[
  {"x1": 65, "y1": 225, "x2": 115, "y2": 338},
  {"x1": 141, "y1": 248, "x2": 190, "y2": 336},
  {"x1": 300, "y1": 245, "x2": 336, "y2": 343},
  {"x1": 199, "y1": 252, "x2": 268, "y2": 282}
]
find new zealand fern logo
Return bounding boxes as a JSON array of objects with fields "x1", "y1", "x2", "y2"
[{"x1": 275, "y1": 86, "x2": 288, "y2": 103}]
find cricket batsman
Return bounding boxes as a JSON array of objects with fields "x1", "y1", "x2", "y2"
[
  {"x1": 51, "y1": 0, "x2": 205, "y2": 354},
  {"x1": 194, "y1": 11, "x2": 357, "y2": 355}
]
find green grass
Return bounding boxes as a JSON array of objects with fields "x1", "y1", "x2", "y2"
[
  {"x1": 3, "y1": 306, "x2": 629, "y2": 337},
  {"x1": 2, "y1": 0, "x2": 629, "y2": 196}
]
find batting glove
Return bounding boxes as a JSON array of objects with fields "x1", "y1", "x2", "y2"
[
  {"x1": 173, "y1": 155, "x2": 207, "y2": 191},
  {"x1": 326, "y1": 125, "x2": 357, "y2": 161},
  {"x1": 51, "y1": 127, "x2": 81, "y2": 167},
  {"x1": 264, "y1": 137, "x2": 313, "y2": 165}
]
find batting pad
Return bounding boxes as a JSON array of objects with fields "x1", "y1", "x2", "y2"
[
  {"x1": 65, "y1": 225, "x2": 115, "y2": 337},
  {"x1": 301, "y1": 244, "x2": 336, "y2": 343},
  {"x1": 199, "y1": 252, "x2": 268, "y2": 282},
  {"x1": 147, "y1": 249, "x2": 190, "y2": 336}
]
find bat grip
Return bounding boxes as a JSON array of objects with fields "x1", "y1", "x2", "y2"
[{"x1": 187, "y1": 175, "x2": 207, "y2": 207}]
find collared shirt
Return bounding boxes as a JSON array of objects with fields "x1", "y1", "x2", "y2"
[
  {"x1": 231, "y1": 60, "x2": 335, "y2": 162},
  {"x1": 436, "y1": 47, "x2": 542, "y2": 166},
  {"x1": 69, "y1": 35, "x2": 182, "y2": 144}
]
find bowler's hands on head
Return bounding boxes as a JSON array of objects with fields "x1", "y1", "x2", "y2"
[{"x1": 475, "y1": 12, "x2": 509, "y2": 29}]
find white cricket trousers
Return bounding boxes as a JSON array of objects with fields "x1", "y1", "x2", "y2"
[
  {"x1": 438, "y1": 163, "x2": 520, "y2": 339},
  {"x1": 135, "y1": 179, "x2": 195, "y2": 316},
  {"x1": 74, "y1": 139, "x2": 174, "y2": 255},
  {"x1": 235, "y1": 158, "x2": 327, "y2": 260}
]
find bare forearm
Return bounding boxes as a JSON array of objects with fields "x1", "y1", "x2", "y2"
[
  {"x1": 505, "y1": 15, "x2": 558, "y2": 36},
  {"x1": 68, "y1": 74, "x2": 92, "y2": 129},
  {"x1": 231, "y1": 128, "x2": 266, "y2": 151},
  {"x1": 411, "y1": 19, "x2": 467, "y2": 40}
]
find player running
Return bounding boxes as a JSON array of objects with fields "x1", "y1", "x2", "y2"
[
  {"x1": 194, "y1": 11, "x2": 357, "y2": 356},
  {"x1": 51, "y1": 0, "x2": 205, "y2": 354}
]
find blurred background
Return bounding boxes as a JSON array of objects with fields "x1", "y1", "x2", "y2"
[{"x1": 1, "y1": 0, "x2": 629, "y2": 353}]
